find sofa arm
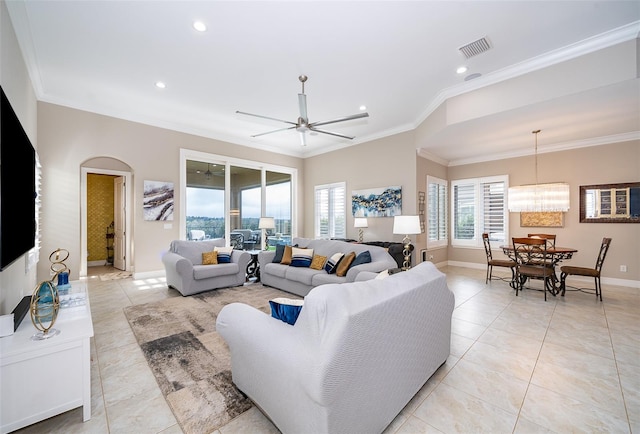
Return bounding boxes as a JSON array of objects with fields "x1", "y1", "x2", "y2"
[
  {"x1": 162, "y1": 251, "x2": 193, "y2": 276},
  {"x1": 231, "y1": 250, "x2": 251, "y2": 271},
  {"x1": 345, "y1": 260, "x2": 396, "y2": 282},
  {"x1": 217, "y1": 304, "x2": 323, "y2": 405},
  {"x1": 258, "y1": 250, "x2": 276, "y2": 265}
]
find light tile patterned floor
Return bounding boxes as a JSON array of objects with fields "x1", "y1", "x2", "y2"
[{"x1": 13, "y1": 266, "x2": 639, "y2": 434}]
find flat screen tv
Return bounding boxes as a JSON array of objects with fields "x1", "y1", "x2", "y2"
[{"x1": 0, "y1": 86, "x2": 37, "y2": 271}]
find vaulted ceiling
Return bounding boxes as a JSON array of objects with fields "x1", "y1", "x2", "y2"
[{"x1": 6, "y1": 1, "x2": 640, "y2": 164}]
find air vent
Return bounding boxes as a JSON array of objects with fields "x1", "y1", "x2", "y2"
[{"x1": 459, "y1": 37, "x2": 491, "y2": 59}]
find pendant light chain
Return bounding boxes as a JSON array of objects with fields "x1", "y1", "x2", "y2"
[{"x1": 533, "y1": 129, "x2": 541, "y2": 186}]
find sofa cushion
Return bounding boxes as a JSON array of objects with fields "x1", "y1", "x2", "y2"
[
  {"x1": 262, "y1": 262, "x2": 288, "y2": 278},
  {"x1": 281, "y1": 246, "x2": 293, "y2": 265},
  {"x1": 336, "y1": 251, "x2": 356, "y2": 277},
  {"x1": 290, "y1": 248, "x2": 314, "y2": 267},
  {"x1": 215, "y1": 246, "x2": 233, "y2": 263},
  {"x1": 324, "y1": 252, "x2": 344, "y2": 274},
  {"x1": 269, "y1": 298, "x2": 304, "y2": 325},
  {"x1": 202, "y1": 250, "x2": 218, "y2": 265},
  {"x1": 310, "y1": 254, "x2": 327, "y2": 270},
  {"x1": 311, "y1": 272, "x2": 348, "y2": 286},
  {"x1": 193, "y1": 263, "x2": 239, "y2": 279},
  {"x1": 284, "y1": 266, "x2": 324, "y2": 286}
]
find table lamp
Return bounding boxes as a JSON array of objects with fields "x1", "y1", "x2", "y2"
[
  {"x1": 258, "y1": 217, "x2": 275, "y2": 250},
  {"x1": 393, "y1": 215, "x2": 421, "y2": 269},
  {"x1": 354, "y1": 217, "x2": 368, "y2": 242}
]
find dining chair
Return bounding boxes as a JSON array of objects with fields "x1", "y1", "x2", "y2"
[
  {"x1": 559, "y1": 238, "x2": 611, "y2": 301},
  {"x1": 482, "y1": 233, "x2": 516, "y2": 286},
  {"x1": 512, "y1": 237, "x2": 556, "y2": 301},
  {"x1": 527, "y1": 233, "x2": 556, "y2": 249}
]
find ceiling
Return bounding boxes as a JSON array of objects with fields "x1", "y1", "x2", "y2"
[{"x1": 6, "y1": 1, "x2": 640, "y2": 164}]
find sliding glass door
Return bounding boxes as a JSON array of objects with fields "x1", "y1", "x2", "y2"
[{"x1": 181, "y1": 150, "x2": 296, "y2": 249}]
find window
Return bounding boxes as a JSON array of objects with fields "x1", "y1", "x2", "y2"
[
  {"x1": 427, "y1": 176, "x2": 448, "y2": 249},
  {"x1": 315, "y1": 182, "x2": 346, "y2": 239},
  {"x1": 451, "y1": 175, "x2": 508, "y2": 248}
]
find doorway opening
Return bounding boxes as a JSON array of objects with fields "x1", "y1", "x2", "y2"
[{"x1": 80, "y1": 162, "x2": 133, "y2": 279}]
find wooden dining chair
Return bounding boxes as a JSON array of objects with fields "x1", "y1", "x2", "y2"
[
  {"x1": 482, "y1": 233, "x2": 516, "y2": 286},
  {"x1": 527, "y1": 233, "x2": 556, "y2": 249},
  {"x1": 512, "y1": 237, "x2": 556, "y2": 301},
  {"x1": 560, "y1": 238, "x2": 611, "y2": 301}
]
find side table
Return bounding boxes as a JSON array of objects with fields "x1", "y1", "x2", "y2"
[
  {"x1": 246, "y1": 249, "x2": 261, "y2": 282},
  {"x1": 0, "y1": 281, "x2": 94, "y2": 433}
]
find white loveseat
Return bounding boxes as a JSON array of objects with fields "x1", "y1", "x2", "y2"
[
  {"x1": 258, "y1": 237, "x2": 397, "y2": 297},
  {"x1": 216, "y1": 262, "x2": 455, "y2": 434},
  {"x1": 162, "y1": 239, "x2": 250, "y2": 296}
]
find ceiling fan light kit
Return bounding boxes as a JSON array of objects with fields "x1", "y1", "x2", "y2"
[{"x1": 237, "y1": 75, "x2": 369, "y2": 146}]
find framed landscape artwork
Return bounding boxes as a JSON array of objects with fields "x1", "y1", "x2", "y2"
[
  {"x1": 352, "y1": 186, "x2": 402, "y2": 217},
  {"x1": 143, "y1": 180, "x2": 174, "y2": 221}
]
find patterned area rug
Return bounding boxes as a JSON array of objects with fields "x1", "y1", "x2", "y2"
[
  {"x1": 99, "y1": 271, "x2": 133, "y2": 281},
  {"x1": 123, "y1": 284, "x2": 291, "y2": 434}
]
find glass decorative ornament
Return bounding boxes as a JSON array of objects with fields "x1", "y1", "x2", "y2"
[{"x1": 30, "y1": 280, "x2": 60, "y2": 340}]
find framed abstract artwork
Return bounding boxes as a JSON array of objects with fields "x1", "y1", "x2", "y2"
[
  {"x1": 352, "y1": 186, "x2": 402, "y2": 217},
  {"x1": 143, "y1": 180, "x2": 174, "y2": 221}
]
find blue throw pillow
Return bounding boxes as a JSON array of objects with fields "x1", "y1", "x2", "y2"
[
  {"x1": 350, "y1": 250, "x2": 372, "y2": 268},
  {"x1": 269, "y1": 298, "x2": 304, "y2": 325},
  {"x1": 324, "y1": 252, "x2": 344, "y2": 274},
  {"x1": 272, "y1": 244, "x2": 286, "y2": 263}
]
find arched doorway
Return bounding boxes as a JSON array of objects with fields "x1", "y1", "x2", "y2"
[{"x1": 80, "y1": 158, "x2": 133, "y2": 278}]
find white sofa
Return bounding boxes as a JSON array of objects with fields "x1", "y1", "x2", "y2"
[
  {"x1": 216, "y1": 262, "x2": 455, "y2": 434},
  {"x1": 162, "y1": 238, "x2": 250, "y2": 296},
  {"x1": 258, "y1": 237, "x2": 397, "y2": 297}
]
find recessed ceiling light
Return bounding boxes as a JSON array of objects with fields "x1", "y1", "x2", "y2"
[
  {"x1": 359, "y1": 105, "x2": 367, "y2": 111},
  {"x1": 193, "y1": 21, "x2": 207, "y2": 32},
  {"x1": 456, "y1": 66, "x2": 468, "y2": 74},
  {"x1": 155, "y1": 81, "x2": 166, "y2": 89}
]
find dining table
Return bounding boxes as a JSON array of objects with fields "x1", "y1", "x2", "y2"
[{"x1": 500, "y1": 244, "x2": 578, "y2": 294}]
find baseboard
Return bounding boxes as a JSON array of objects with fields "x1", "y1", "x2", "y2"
[{"x1": 446, "y1": 260, "x2": 640, "y2": 289}]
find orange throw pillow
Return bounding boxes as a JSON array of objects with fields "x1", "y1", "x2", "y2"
[
  {"x1": 336, "y1": 251, "x2": 356, "y2": 277},
  {"x1": 280, "y1": 245, "x2": 293, "y2": 265},
  {"x1": 202, "y1": 250, "x2": 218, "y2": 265}
]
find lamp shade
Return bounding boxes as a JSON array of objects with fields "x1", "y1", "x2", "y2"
[
  {"x1": 354, "y1": 217, "x2": 368, "y2": 228},
  {"x1": 393, "y1": 215, "x2": 421, "y2": 235},
  {"x1": 258, "y1": 217, "x2": 275, "y2": 229},
  {"x1": 508, "y1": 182, "x2": 570, "y2": 212}
]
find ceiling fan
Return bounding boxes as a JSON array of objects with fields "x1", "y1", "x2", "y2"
[{"x1": 236, "y1": 75, "x2": 369, "y2": 146}]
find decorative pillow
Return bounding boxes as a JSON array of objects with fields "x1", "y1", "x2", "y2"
[
  {"x1": 272, "y1": 244, "x2": 286, "y2": 263},
  {"x1": 375, "y1": 269, "x2": 389, "y2": 279},
  {"x1": 324, "y1": 252, "x2": 344, "y2": 274},
  {"x1": 350, "y1": 250, "x2": 372, "y2": 268},
  {"x1": 280, "y1": 245, "x2": 293, "y2": 265},
  {"x1": 310, "y1": 254, "x2": 328, "y2": 270},
  {"x1": 336, "y1": 251, "x2": 356, "y2": 277},
  {"x1": 290, "y1": 247, "x2": 314, "y2": 267},
  {"x1": 269, "y1": 298, "x2": 304, "y2": 325},
  {"x1": 202, "y1": 250, "x2": 218, "y2": 265},
  {"x1": 214, "y1": 246, "x2": 233, "y2": 263}
]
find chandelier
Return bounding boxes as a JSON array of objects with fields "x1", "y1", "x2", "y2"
[{"x1": 508, "y1": 130, "x2": 570, "y2": 212}]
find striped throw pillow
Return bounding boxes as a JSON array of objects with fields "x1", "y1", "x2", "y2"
[
  {"x1": 214, "y1": 246, "x2": 233, "y2": 263},
  {"x1": 290, "y1": 247, "x2": 314, "y2": 267},
  {"x1": 324, "y1": 252, "x2": 344, "y2": 274}
]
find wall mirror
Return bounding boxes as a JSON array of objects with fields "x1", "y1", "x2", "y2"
[{"x1": 580, "y1": 182, "x2": 640, "y2": 223}]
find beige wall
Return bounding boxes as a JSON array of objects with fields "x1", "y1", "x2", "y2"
[
  {"x1": 36, "y1": 103, "x2": 304, "y2": 282},
  {"x1": 0, "y1": 0, "x2": 38, "y2": 314},
  {"x1": 447, "y1": 141, "x2": 640, "y2": 283},
  {"x1": 303, "y1": 131, "x2": 417, "y2": 245}
]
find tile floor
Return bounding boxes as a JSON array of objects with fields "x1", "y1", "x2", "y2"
[{"x1": 13, "y1": 265, "x2": 639, "y2": 434}]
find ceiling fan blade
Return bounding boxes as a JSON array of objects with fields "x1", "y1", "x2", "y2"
[
  {"x1": 310, "y1": 112, "x2": 369, "y2": 128},
  {"x1": 299, "y1": 131, "x2": 307, "y2": 147},
  {"x1": 251, "y1": 125, "x2": 296, "y2": 138},
  {"x1": 309, "y1": 127, "x2": 355, "y2": 140},
  {"x1": 298, "y1": 93, "x2": 308, "y2": 123},
  {"x1": 236, "y1": 110, "x2": 297, "y2": 126}
]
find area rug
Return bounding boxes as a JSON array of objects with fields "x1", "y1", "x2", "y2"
[
  {"x1": 123, "y1": 283, "x2": 293, "y2": 434},
  {"x1": 99, "y1": 271, "x2": 133, "y2": 281}
]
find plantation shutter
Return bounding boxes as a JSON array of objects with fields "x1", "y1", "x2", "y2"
[
  {"x1": 482, "y1": 180, "x2": 506, "y2": 243},
  {"x1": 314, "y1": 182, "x2": 345, "y2": 239},
  {"x1": 427, "y1": 176, "x2": 447, "y2": 248},
  {"x1": 453, "y1": 183, "x2": 475, "y2": 240}
]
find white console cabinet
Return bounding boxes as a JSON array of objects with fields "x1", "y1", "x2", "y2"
[{"x1": 0, "y1": 282, "x2": 93, "y2": 433}]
